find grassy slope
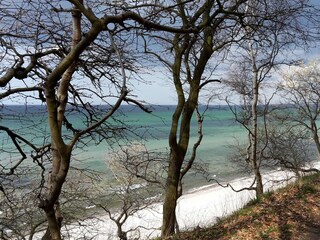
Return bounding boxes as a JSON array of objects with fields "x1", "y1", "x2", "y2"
[{"x1": 170, "y1": 173, "x2": 320, "y2": 240}]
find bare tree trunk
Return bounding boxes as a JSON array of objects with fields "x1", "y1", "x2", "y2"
[
  {"x1": 41, "y1": 3, "x2": 82, "y2": 239},
  {"x1": 117, "y1": 224, "x2": 127, "y2": 240},
  {"x1": 161, "y1": 1, "x2": 227, "y2": 236},
  {"x1": 161, "y1": 94, "x2": 196, "y2": 237},
  {"x1": 162, "y1": 98, "x2": 199, "y2": 237},
  {"x1": 161, "y1": 19, "x2": 214, "y2": 239},
  {"x1": 311, "y1": 120, "x2": 320, "y2": 155},
  {"x1": 252, "y1": 82, "x2": 263, "y2": 197},
  {"x1": 162, "y1": 156, "x2": 182, "y2": 237},
  {"x1": 314, "y1": 133, "x2": 320, "y2": 155},
  {"x1": 39, "y1": 143, "x2": 72, "y2": 240},
  {"x1": 42, "y1": 207, "x2": 62, "y2": 240},
  {"x1": 161, "y1": 33, "x2": 186, "y2": 237},
  {"x1": 250, "y1": 39, "x2": 264, "y2": 197}
]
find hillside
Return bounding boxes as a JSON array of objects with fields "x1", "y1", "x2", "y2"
[{"x1": 172, "y1": 173, "x2": 320, "y2": 240}]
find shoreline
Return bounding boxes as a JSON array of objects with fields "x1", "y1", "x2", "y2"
[{"x1": 33, "y1": 161, "x2": 320, "y2": 240}]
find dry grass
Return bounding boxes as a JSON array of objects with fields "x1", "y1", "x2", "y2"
[{"x1": 168, "y1": 173, "x2": 320, "y2": 240}]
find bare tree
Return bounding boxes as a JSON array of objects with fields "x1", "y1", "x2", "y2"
[
  {"x1": 98, "y1": 143, "x2": 165, "y2": 240},
  {"x1": 0, "y1": 185, "x2": 46, "y2": 240},
  {"x1": 224, "y1": 0, "x2": 319, "y2": 197},
  {"x1": 262, "y1": 118, "x2": 319, "y2": 177},
  {"x1": 0, "y1": 167, "x2": 103, "y2": 240},
  {"x1": 0, "y1": 1, "x2": 198, "y2": 239},
  {"x1": 279, "y1": 60, "x2": 320, "y2": 156},
  {"x1": 141, "y1": 0, "x2": 249, "y2": 237}
]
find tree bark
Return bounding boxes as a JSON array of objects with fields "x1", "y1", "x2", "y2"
[
  {"x1": 251, "y1": 77, "x2": 263, "y2": 197},
  {"x1": 250, "y1": 40, "x2": 264, "y2": 198},
  {"x1": 311, "y1": 120, "x2": 320, "y2": 155},
  {"x1": 41, "y1": 3, "x2": 82, "y2": 239},
  {"x1": 161, "y1": 153, "x2": 183, "y2": 237},
  {"x1": 161, "y1": 30, "x2": 186, "y2": 237},
  {"x1": 161, "y1": 5, "x2": 214, "y2": 236}
]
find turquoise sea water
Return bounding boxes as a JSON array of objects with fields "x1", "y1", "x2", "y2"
[{"x1": 0, "y1": 105, "x2": 246, "y2": 191}]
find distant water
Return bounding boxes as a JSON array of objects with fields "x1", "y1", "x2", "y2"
[{"x1": 0, "y1": 105, "x2": 246, "y2": 191}]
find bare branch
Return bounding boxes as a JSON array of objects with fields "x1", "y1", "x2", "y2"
[{"x1": 209, "y1": 177, "x2": 257, "y2": 193}]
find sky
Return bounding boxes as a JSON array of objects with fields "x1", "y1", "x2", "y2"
[
  {"x1": 132, "y1": 0, "x2": 320, "y2": 105},
  {"x1": 1, "y1": 1, "x2": 320, "y2": 106},
  {"x1": 130, "y1": 70, "x2": 177, "y2": 105},
  {"x1": 2, "y1": 50, "x2": 320, "y2": 106},
  {"x1": 132, "y1": 46, "x2": 320, "y2": 106}
]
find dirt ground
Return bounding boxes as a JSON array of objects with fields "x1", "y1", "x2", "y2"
[{"x1": 170, "y1": 173, "x2": 320, "y2": 240}]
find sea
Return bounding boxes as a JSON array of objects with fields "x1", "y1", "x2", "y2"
[{"x1": 0, "y1": 104, "x2": 247, "y2": 192}]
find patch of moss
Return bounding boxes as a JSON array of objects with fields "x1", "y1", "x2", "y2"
[
  {"x1": 301, "y1": 172, "x2": 320, "y2": 183},
  {"x1": 300, "y1": 184, "x2": 317, "y2": 194},
  {"x1": 246, "y1": 197, "x2": 260, "y2": 206},
  {"x1": 233, "y1": 206, "x2": 253, "y2": 217}
]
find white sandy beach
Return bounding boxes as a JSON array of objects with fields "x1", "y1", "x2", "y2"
[{"x1": 34, "y1": 161, "x2": 320, "y2": 240}]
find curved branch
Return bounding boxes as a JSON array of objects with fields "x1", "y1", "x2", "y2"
[
  {"x1": 0, "y1": 48, "x2": 61, "y2": 88},
  {"x1": 46, "y1": 6, "x2": 199, "y2": 93},
  {"x1": 68, "y1": 0, "x2": 99, "y2": 23},
  {"x1": 209, "y1": 177, "x2": 257, "y2": 193},
  {"x1": 108, "y1": 30, "x2": 127, "y2": 87},
  {"x1": 124, "y1": 97, "x2": 152, "y2": 113},
  {"x1": 0, "y1": 86, "x2": 43, "y2": 99},
  {"x1": 180, "y1": 107, "x2": 204, "y2": 179},
  {"x1": 225, "y1": 97, "x2": 254, "y2": 136},
  {"x1": 0, "y1": 68, "x2": 15, "y2": 87},
  {"x1": 0, "y1": 126, "x2": 39, "y2": 175},
  {"x1": 199, "y1": 79, "x2": 221, "y2": 90},
  {"x1": 102, "y1": 11, "x2": 198, "y2": 34},
  {"x1": 70, "y1": 30, "x2": 129, "y2": 147}
]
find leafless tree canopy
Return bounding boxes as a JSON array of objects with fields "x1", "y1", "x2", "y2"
[
  {"x1": 0, "y1": 0, "x2": 320, "y2": 239},
  {"x1": 0, "y1": 1, "x2": 201, "y2": 239}
]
